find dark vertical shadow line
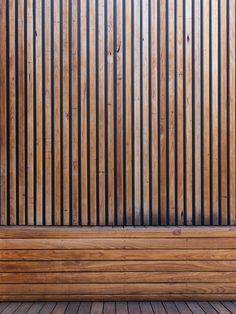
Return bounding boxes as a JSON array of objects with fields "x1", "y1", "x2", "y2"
[
  {"x1": 50, "y1": 0, "x2": 55, "y2": 225},
  {"x1": 15, "y1": 0, "x2": 19, "y2": 225},
  {"x1": 69, "y1": 0, "x2": 73, "y2": 225},
  {"x1": 174, "y1": 0, "x2": 178, "y2": 225},
  {"x1": 59, "y1": 0, "x2": 64, "y2": 225},
  {"x1": 218, "y1": 0, "x2": 221, "y2": 225},
  {"x1": 86, "y1": 0, "x2": 90, "y2": 225},
  {"x1": 24, "y1": 0, "x2": 28, "y2": 225},
  {"x1": 6, "y1": 0, "x2": 10, "y2": 225},
  {"x1": 166, "y1": 0, "x2": 169, "y2": 225},
  {"x1": 148, "y1": 0, "x2": 152, "y2": 225},
  {"x1": 95, "y1": 0, "x2": 99, "y2": 225},
  {"x1": 104, "y1": 0, "x2": 108, "y2": 225},
  {"x1": 113, "y1": 0, "x2": 117, "y2": 225},
  {"x1": 183, "y1": 0, "x2": 187, "y2": 225},
  {"x1": 209, "y1": 0, "x2": 213, "y2": 225},
  {"x1": 140, "y1": 0, "x2": 144, "y2": 225},
  {"x1": 200, "y1": 0, "x2": 204, "y2": 225},
  {"x1": 33, "y1": 0, "x2": 37, "y2": 225},
  {"x1": 42, "y1": 0, "x2": 46, "y2": 225},
  {"x1": 122, "y1": 0, "x2": 126, "y2": 225},
  {"x1": 192, "y1": 0, "x2": 195, "y2": 225},
  {"x1": 77, "y1": 0, "x2": 82, "y2": 225},
  {"x1": 157, "y1": 0, "x2": 161, "y2": 225},
  {"x1": 226, "y1": 0, "x2": 230, "y2": 225},
  {"x1": 131, "y1": 0, "x2": 135, "y2": 225}
]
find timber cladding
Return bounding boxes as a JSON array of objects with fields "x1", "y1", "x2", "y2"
[
  {"x1": 0, "y1": 0, "x2": 236, "y2": 227},
  {"x1": 1, "y1": 227, "x2": 236, "y2": 301}
]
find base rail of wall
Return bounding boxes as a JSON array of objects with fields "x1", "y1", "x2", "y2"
[{"x1": 1, "y1": 226, "x2": 236, "y2": 301}]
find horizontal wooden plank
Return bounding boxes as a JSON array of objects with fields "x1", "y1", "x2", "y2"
[
  {"x1": 2, "y1": 261, "x2": 236, "y2": 272},
  {"x1": 1, "y1": 272, "x2": 236, "y2": 284},
  {"x1": 2, "y1": 294, "x2": 236, "y2": 302},
  {"x1": 1, "y1": 227, "x2": 236, "y2": 238},
  {"x1": 3, "y1": 283, "x2": 236, "y2": 295},
  {"x1": 1, "y1": 249, "x2": 236, "y2": 261},
  {"x1": 1, "y1": 238, "x2": 236, "y2": 249}
]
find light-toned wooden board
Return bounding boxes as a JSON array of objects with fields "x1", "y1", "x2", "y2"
[
  {"x1": 229, "y1": 0, "x2": 236, "y2": 225},
  {"x1": 35, "y1": 0, "x2": 43, "y2": 226},
  {"x1": 0, "y1": 0, "x2": 7, "y2": 225},
  {"x1": 220, "y1": 0, "x2": 228, "y2": 225},
  {"x1": 211, "y1": 0, "x2": 219, "y2": 225},
  {"x1": 98, "y1": 0, "x2": 106, "y2": 226},
  {"x1": 9, "y1": 0, "x2": 16, "y2": 225},
  {"x1": 45, "y1": 0, "x2": 52, "y2": 225},
  {"x1": 203, "y1": 0, "x2": 210, "y2": 225},
  {"x1": 194, "y1": 0, "x2": 202, "y2": 225},
  {"x1": 3, "y1": 249, "x2": 236, "y2": 261},
  {"x1": 80, "y1": 0, "x2": 88, "y2": 225},
  {"x1": 2, "y1": 271, "x2": 236, "y2": 284},
  {"x1": 26, "y1": 0, "x2": 34, "y2": 225},
  {"x1": 133, "y1": 0, "x2": 141, "y2": 225},
  {"x1": 177, "y1": 0, "x2": 184, "y2": 225},
  {"x1": 89, "y1": 0, "x2": 97, "y2": 226},
  {"x1": 107, "y1": 0, "x2": 114, "y2": 225},
  {"x1": 62, "y1": 0, "x2": 70, "y2": 226},
  {"x1": 71, "y1": 0, "x2": 79, "y2": 226},
  {"x1": 159, "y1": 0, "x2": 167, "y2": 225},
  {"x1": 125, "y1": 0, "x2": 133, "y2": 226},
  {"x1": 142, "y1": 0, "x2": 150, "y2": 225},
  {"x1": 151, "y1": 0, "x2": 158, "y2": 225},
  {"x1": 18, "y1": 0, "x2": 25, "y2": 225},
  {"x1": 116, "y1": 0, "x2": 124, "y2": 226},
  {"x1": 53, "y1": 0, "x2": 61, "y2": 225},
  {"x1": 185, "y1": 0, "x2": 192, "y2": 225},
  {"x1": 168, "y1": 0, "x2": 176, "y2": 225}
]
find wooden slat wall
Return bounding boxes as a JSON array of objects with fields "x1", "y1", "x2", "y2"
[
  {"x1": 0, "y1": 0, "x2": 236, "y2": 226},
  {"x1": 1, "y1": 227, "x2": 236, "y2": 301}
]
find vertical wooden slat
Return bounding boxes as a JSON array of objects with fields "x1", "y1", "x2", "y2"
[
  {"x1": 194, "y1": 0, "x2": 201, "y2": 225},
  {"x1": 0, "y1": 0, "x2": 7, "y2": 225},
  {"x1": 151, "y1": 0, "x2": 158, "y2": 224},
  {"x1": 211, "y1": 0, "x2": 219, "y2": 225},
  {"x1": 185, "y1": 0, "x2": 192, "y2": 225},
  {"x1": 134, "y1": 0, "x2": 141, "y2": 226},
  {"x1": 18, "y1": 0, "x2": 25, "y2": 225},
  {"x1": 124, "y1": 0, "x2": 132, "y2": 225},
  {"x1": 159, "y1": 0, "x2": 167, "y2": 225},
  {"x1": 71, "y1": 0, "x2": 78, "y2": 225},
  {"x1": 168, "y1": 0, "x2": 176, "y2": 225},
  {"x1": 27, "y1": 0, "x2": 34, "y2": 225},
  {"x1": 177, "y1": 0, "x2": 184, "y2": 225},
  {"x1": 229, "y1": 0, "x2": 236, "y2": 225},
  {"x1": 116, "y1": 0, "x2": 124, "y2": 225},
  {"x1": 107, "y1": 0, "x2": 114, "y2": 225},
  {"x1": 35, "y1": 0, "x2": 43, "y2": 225},
  {"x1": 89, "y1": 0, "x2": 97, "y2": 225},
  {"x1": 62, "y1": 0, "x2": 69, "y2": 225},
  {"x1": 9, "y1": 0, "x2": 16, "y2": 225},
  {"x1": 142, "y1": 0, "x2": 149, "y2": 225},
  {"x1": 44, "y1": 0, "x2": 52, "y2": 225},
  {"x1": 98, "y1": 0, "x2": 105, "y2": 225},
  {"x1": 203, "y1": 0, "x2": 210, "y2": 225},
  {"x1": 53, "y1": 0, "x2": 61, "y2": 225},
  {"x1": 81, "y1": 0, "x2": 88, "y2": 225},
  {"x1": 220, "y1": 0, "x2": 228, "y2": 225}
]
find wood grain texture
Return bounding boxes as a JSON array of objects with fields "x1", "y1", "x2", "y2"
[
  {"x1": 0, "y1": 0, "x2": 236, "y2": 226},
  {"x1": 1, "y1": 227, "x2": 236, "y2": 300}
]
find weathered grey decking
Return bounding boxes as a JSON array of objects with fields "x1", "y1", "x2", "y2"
[{"x1": 1, "y1": 302, "x2": 236, "y2": 314}]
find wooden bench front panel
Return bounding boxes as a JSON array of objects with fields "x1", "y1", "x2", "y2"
[{"x1": 1, "y1": 227, "x2": 236, "y2": 301}]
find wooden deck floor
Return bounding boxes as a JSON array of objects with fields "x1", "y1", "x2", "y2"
[{"x1": 1, "y1": 302, "x2": 236, "y2": 314}]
